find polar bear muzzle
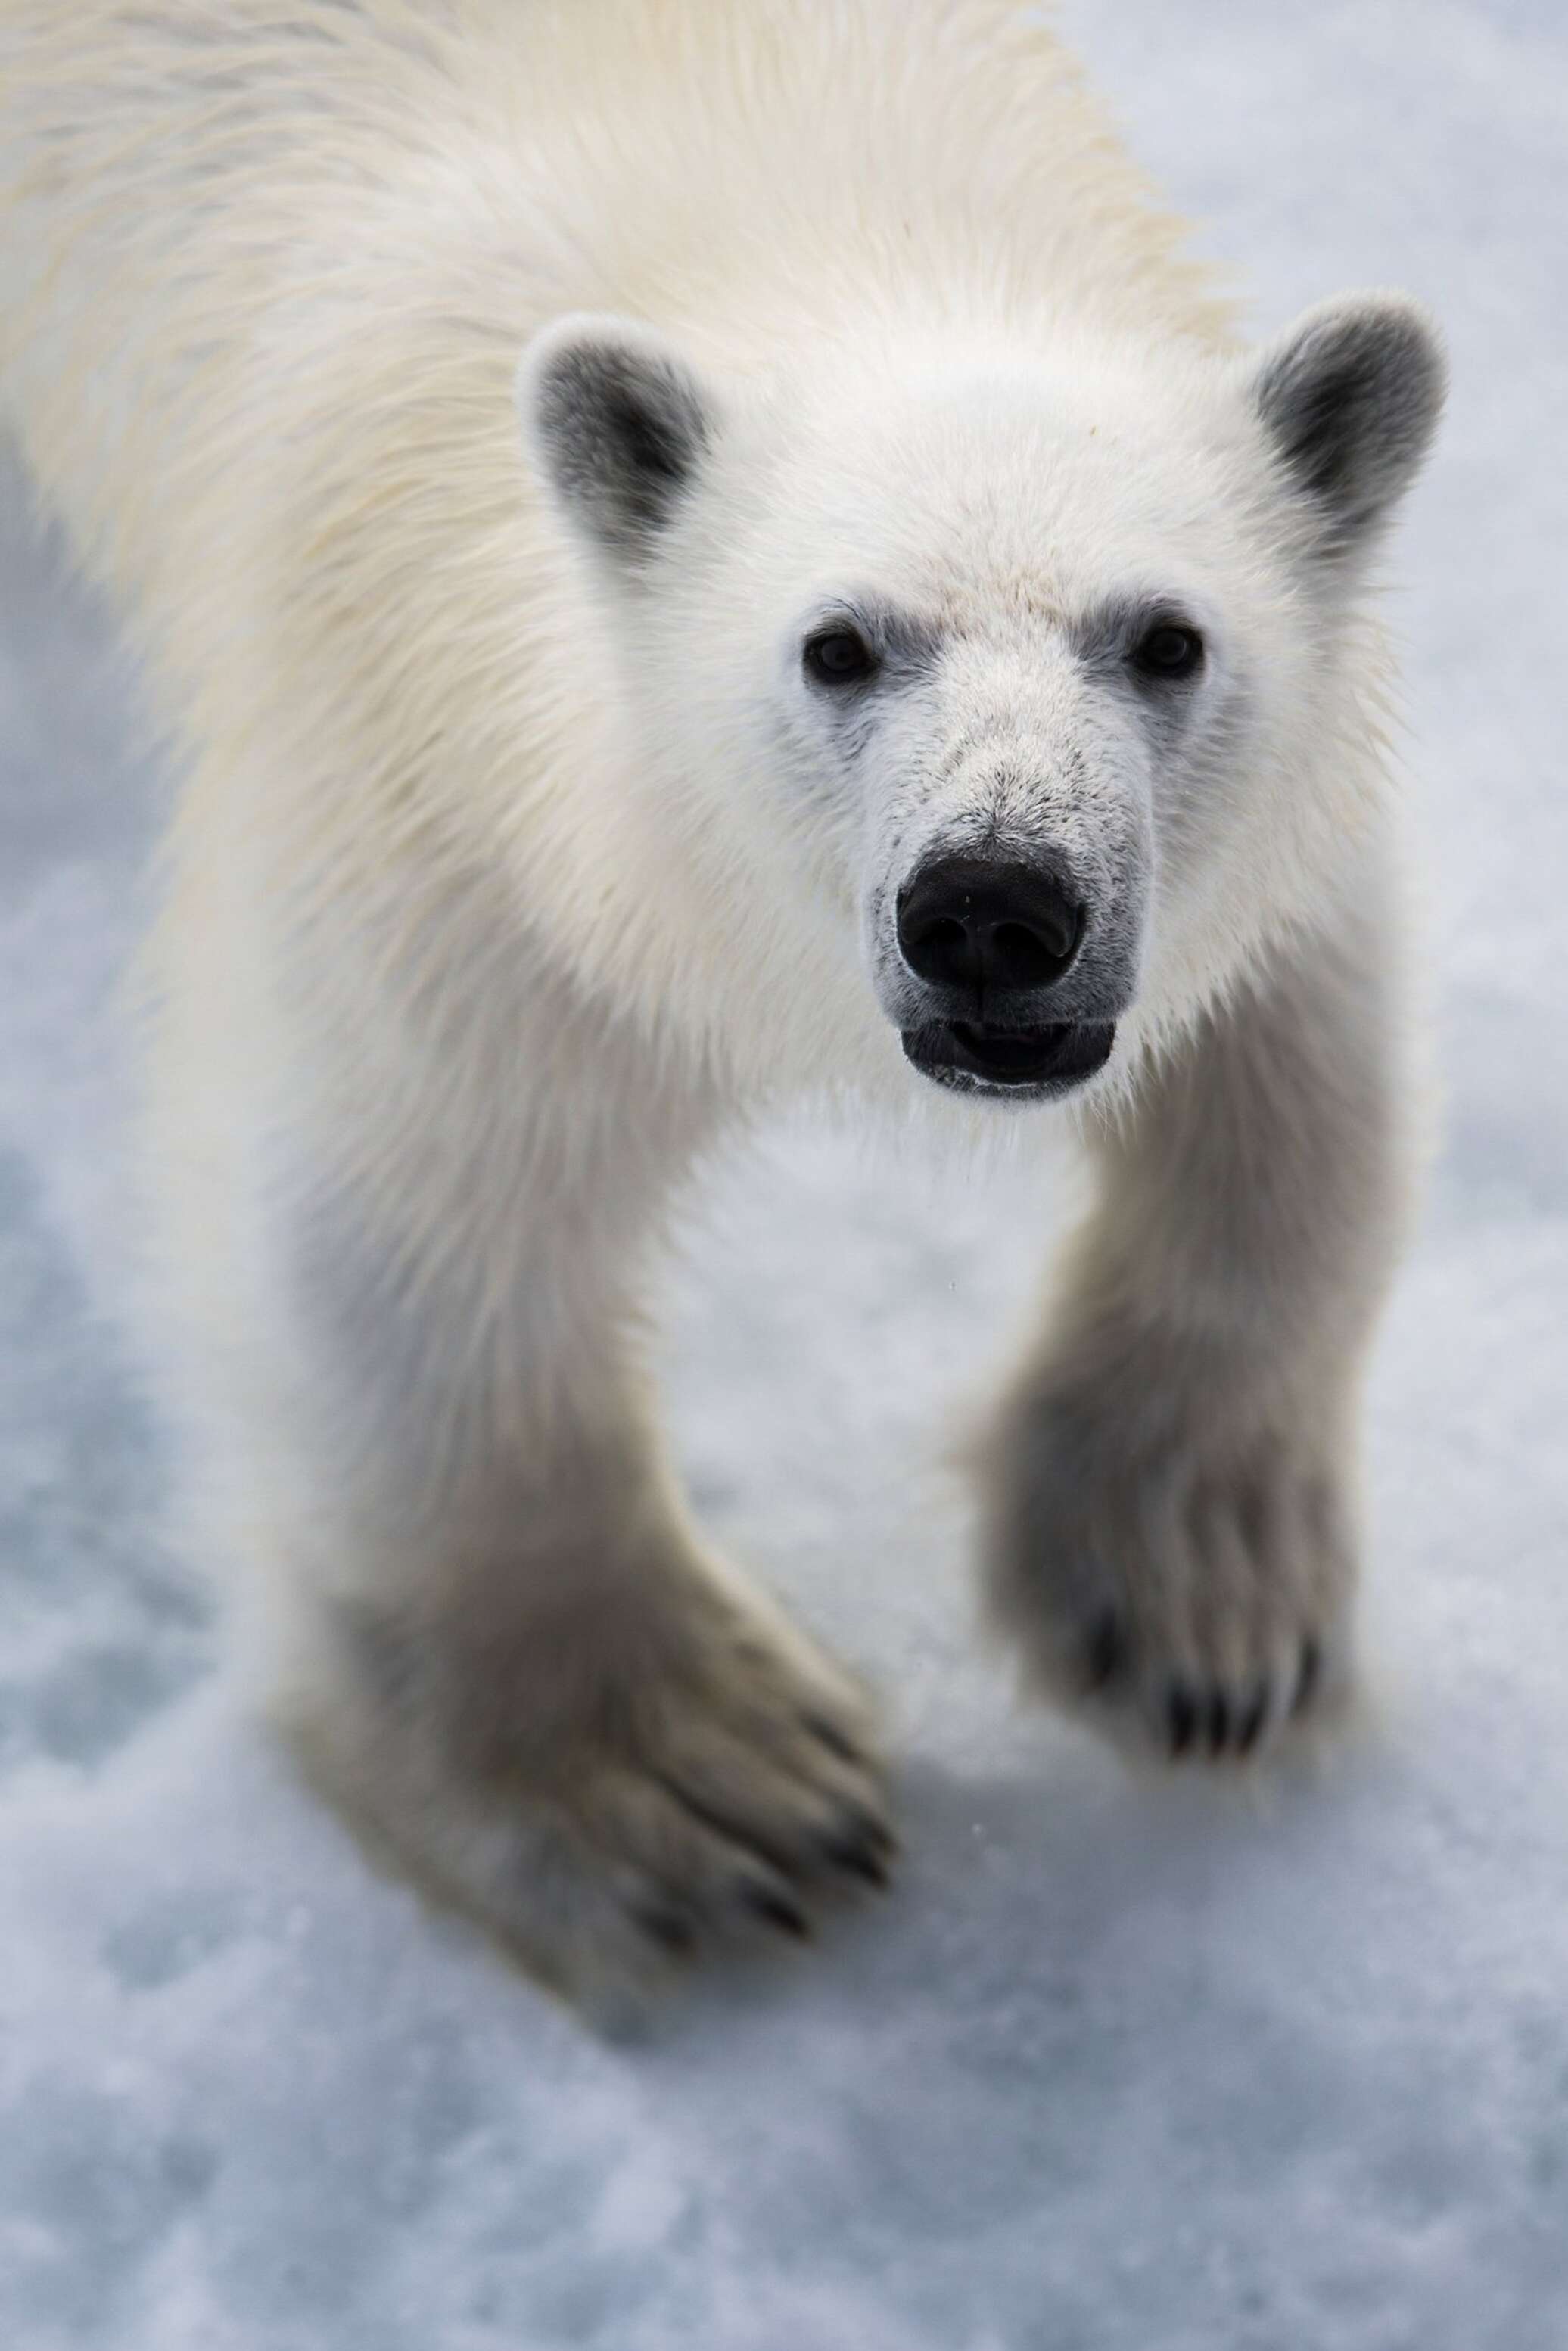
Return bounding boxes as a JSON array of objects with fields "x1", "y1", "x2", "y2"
[{"x1": 891, "y1": 853, "x2": 1115, "y2": 1099}]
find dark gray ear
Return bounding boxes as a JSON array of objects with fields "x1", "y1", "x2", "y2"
[
  {"x1": 1250, "y1": 294, "x2": 1445, "y2": 549},
  {"x1": 517, "y1": 313, "x2": 715, "y2": 563}
]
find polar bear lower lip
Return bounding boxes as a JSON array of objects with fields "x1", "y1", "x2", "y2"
[
  {"x1": 901, "y1": 1019, "x2": 1117, "y2": 1094},
  {"x1": 949, "y1": 1022, "x2": 1069, "y2": 1077}
]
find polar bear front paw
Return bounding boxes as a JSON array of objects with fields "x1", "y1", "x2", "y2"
[
  {"x1": 285, "y1": 1566, "x2": 892, "y2": 2002},
  {"x1": 979, "y1": 1357, "x2": 1359, "y2": 1762}
]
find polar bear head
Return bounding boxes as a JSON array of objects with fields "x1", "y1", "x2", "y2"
[{"x1": 518, "y1": 299, "x2": 1442, "y2": 1105}]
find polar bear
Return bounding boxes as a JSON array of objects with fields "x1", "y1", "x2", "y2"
[{"x1": 0, "y1": 0, "x2": 1442, "y2": 1995}]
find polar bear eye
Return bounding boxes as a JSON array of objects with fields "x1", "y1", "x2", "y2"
[
  {"x1": 1131, "y1": 622, "x2": 1205, "y2": 680},
  {"x1": 803, "y1": 626, "x2": 879, "y2": 687}
]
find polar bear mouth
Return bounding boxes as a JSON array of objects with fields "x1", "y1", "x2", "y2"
[{"x1": 900, "y1": 1018, "x2": 1117, "y2": 1097}]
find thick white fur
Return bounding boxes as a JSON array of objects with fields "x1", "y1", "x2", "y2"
[{"x1": 1, "y1": 0, "x2": 1439, "y2": 1998}]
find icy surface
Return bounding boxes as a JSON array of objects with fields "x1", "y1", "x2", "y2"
[{"x1": 2, "y1": 4, "x2": 1566, "y2": 2345}]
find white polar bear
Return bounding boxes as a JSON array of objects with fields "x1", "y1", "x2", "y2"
[{"x1": 0, "y1": 0, "x2": 1442, "y2": 1997}]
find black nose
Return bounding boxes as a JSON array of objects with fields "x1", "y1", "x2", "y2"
[{"x1": 895, "y1": 855, "x2": 1084, "y2": 999}]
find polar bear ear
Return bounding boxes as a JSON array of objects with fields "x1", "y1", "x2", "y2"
[
  {"x1": 518, "y1": 313, "x2": 717, "y2": 565},
  {"x1": 1249, "y1": 294, "x2": 1445, "y2": 550}
]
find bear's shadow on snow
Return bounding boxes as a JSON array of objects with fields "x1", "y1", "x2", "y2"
[
  {"x1": 606, "y1": 1736, "x2": 1383, "y2": 2253},
  {"x1": 0, "y1": 1149, "x2": 210, "y2": 1780},
  {"x1": 644, "y1": 1727, "x2": 1367, "y2": 2060}
]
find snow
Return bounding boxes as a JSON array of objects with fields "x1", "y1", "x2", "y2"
[{"x1": 3, "y1": 3, "x2": 1566, "y2": 2344}]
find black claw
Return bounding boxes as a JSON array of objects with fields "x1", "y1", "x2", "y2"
[
  {"x1": 1293, "y1": 1638, "x2": 1322, "y2": 1717},
  {"x1": 1084, "y1": 1607, "x2": 1129, "y2": 1693},
  {"x1": 632, "y1": 1902, "x2": 698, "y2": 1958},
  {"x1": 813, "y1": 1788, "x2": 897, "y2": 1887},
  {"x1": 1168, "y1": 1684, "x2": 1198, "y2": 1756},
  {"x1": 1237, "y1": 1684, "x2": 1270, "y2": 1756},
  {"x1": 822, "y1": 1824, "x2": 891, "y2": 1888},
  {"x1": 801, "y1": 1712, "x2": 863, "y2": 1765},
  {"x1": 845, "y1": 1800, "x2": 898, "y2": 1856},
  {"x1": 743, "y1": 1884, "x2": 812, "y2": 1940},
  {"x1": 1205, "y1": 1691, "x2": 1230, "y2": 1755}
]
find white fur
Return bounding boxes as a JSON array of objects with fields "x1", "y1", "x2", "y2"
[{"x1": 0, "y1": 0, "x2": 1441, "y2": 1998}]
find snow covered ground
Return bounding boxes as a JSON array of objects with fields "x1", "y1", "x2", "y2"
[{"x1": 3, "y1": 3, "x2": 1566, "y2": 2344}]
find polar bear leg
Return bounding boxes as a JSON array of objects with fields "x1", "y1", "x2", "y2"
[
  {"x1": 981, "y1": 851, "x2": 1410, "y2": 1760},
  {"x1": 180, "y1": 962, "x2": 891, "y2": 2000}
]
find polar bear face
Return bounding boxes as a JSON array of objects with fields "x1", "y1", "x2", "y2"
[{"x1": 520, "y1": 300, "x2": 1442, "y2": 1102}]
